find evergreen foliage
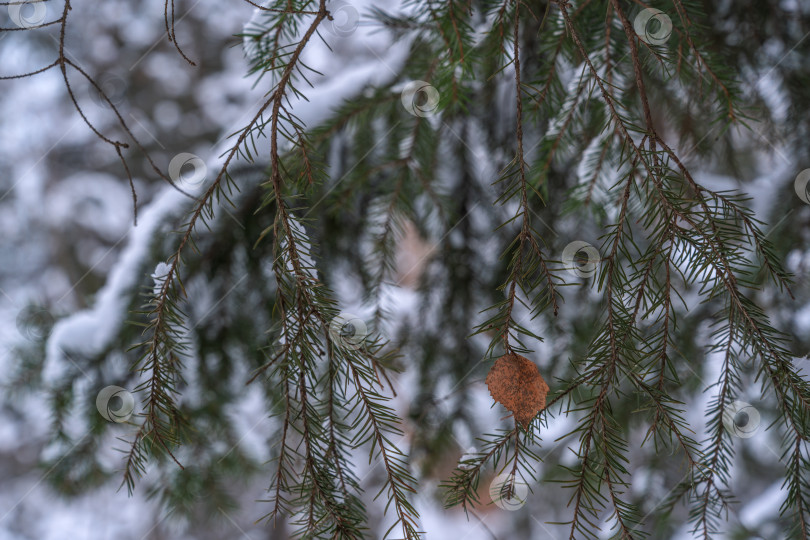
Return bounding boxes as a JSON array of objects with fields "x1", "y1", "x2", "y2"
[{"x1": 4, "y1": 0, "x2": 810, "y2": 538}]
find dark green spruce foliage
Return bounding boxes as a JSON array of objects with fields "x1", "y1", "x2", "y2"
[{"x1": 15, "y1": 0, "x2": 810, "y2": 538}]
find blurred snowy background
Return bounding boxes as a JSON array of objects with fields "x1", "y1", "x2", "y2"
[{"x1": 1, "y1": 0, "x2": 810, "y2": 538}]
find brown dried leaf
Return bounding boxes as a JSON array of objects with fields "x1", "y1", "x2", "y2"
[{"x1": 485, "y1": 353, "x2": 550, "y2": 427}]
